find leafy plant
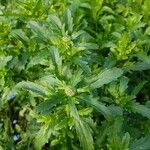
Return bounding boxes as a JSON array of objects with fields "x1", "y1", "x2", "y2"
[{"x1": 0, "y1": 0, "x2": 150, "y2": 149}]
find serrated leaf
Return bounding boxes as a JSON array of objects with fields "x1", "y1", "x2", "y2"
[
  {"x1": 55, "y1": 118, "x2": 68, "y2": 130},
  {"x1": 131, "y1": 103, "x2": 150, "y2": 119},
  {"x1": 65, "y1": 9, "x2": 73, "y2": 33},
  {"x1": 39, "y1": 75, "x2": 61, "y2": 87},
  {"x1": 49, "y1": 47, "x2": 62, "y2": 71},
  {"x1": 132, "y1": 81, "x2": 147, "y2": 96},
  {"x1": 145, "y1": 26, "x2": 150, "y2": 35},
  {"x1": 27, "y1": 51, "x2": 49, "y2": 69},
  {"x1": 78, "y1": 107, "x2": 93, "y2": 116},
  {"x1": 80, "y1": 3, "x2": 91, "y2": 9},
  {"x1": 16, "y1": 81, "x2": 47, "y2": 96},
  {"x1": 11, "y1": 29, "x2": 29, "y2": 45},
  {"x1": 68, "y1": 100, "x2": 94, "y2": 150},
  {"x1": 28, "y1": 21, "x2": 47, "y2": 41},
  {"x1": 34, "y1": 125, "x2": 52, "y2": 150},
  {"x1": 102, "y1": 6, "x2": 114, "y2": 14},
  {"x1": 108, "y1": 105, "x2": 123, "y2": 116},
  {"x1": 78, "y1": 43, "x2": 99, "y2": 50},
  {"x1": 89, "y1": 68, "x2": 123, "y2": 89},
  {"x1": 36, "y1": 98, "x2": 60, "y2": 115},
  {"x1": 136, "y1": 53, "x2": 150, "y2": 63},
  {"x1": 74, "y1": 58, "x2": 91, "y2": 74},
  {"x1": 131, "y1": 53, "x2": 150, "y2": 71},
  {"x1": 130, "y1": 136, "x2": 150, "y2": 150},
  {"x1": 0, "y1": 55, "x2": 12, "y2": 68},
  {"x1": 71, "y1": 70, "x2": 83, "y2": 87},
  {"x1": 71, "y1": 30, "x2": 85, "y2": 40},
  {"x1": 48, "y1": 15, "x2": 62, "y2": 29},
  {"x1": 122, "y1": 133, "x2": 130, "y2": 149},
  {"x1": 119, "y1": 77, "x2": 129, "y2": 94},
  {"x1": 79, "y1": 96, "x2": 112, "y2": 120},
  {"x1": 131, "y1": 62, "x2": 150, "y2": 71}
]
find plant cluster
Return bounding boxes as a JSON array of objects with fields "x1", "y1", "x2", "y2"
[{"x1": 1, "y1": 0, "x2": 150, "y2": 150}]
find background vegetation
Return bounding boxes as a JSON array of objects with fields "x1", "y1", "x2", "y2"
[{"x1": 1, "y1": 0, "x2": 150, "y2": 149}]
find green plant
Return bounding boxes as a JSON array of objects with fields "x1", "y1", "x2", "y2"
[{"x1": 1, "y1": 0, "x2": 150, "y2": 150}]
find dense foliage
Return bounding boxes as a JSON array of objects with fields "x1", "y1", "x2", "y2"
[{"x1": 1, "y1": 0, "x2": 150, "y2": 149}]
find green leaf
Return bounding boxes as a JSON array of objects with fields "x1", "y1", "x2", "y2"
[
  {"x1": 16, "y1": 81, "x2": 47, "y2": 96},
  {"x1": 130, "y1": 103, "x2": 150, "y2": 119},
  {"x1": 71, "y1": 30, "x2": 85, "y2": 40},
  {"x1": 27, "y1": 51, "x2": 50, "y2": 69},
  {"x1": 122, "y1": 133, "x2": 130, "y2": 149},
  {"x1": 108, "y1": 105, "x2": 123, "y2": 117},
  {"x1": 71, "y1": 70, "x2": 83, "y2": 87},
  {"x1": 131, "y1": 62, "x2": 150, "y2": 71},
  {"x1": 39, "y1": 75, "x2": 61, "y2": 87},
  {"x1": 145, "y1": 26, "x2": 150, "y2": 35},
  {"x1": 131, "y1": 53, "x2": 150, "y2": 71},
  {"x1": 78, "y1": 43, "x2": 99, "y2": 50},
  {"x1": 78, "y1": 96, "x2": 112, "y2": 120},
  {"x1": 130, "y1": 136, "x2": 150, "y2": 150},
  {"x1": 119, "y1": 77, "x2": 129, "y2": 94},
  {"x1": 48, "y1": 15, "x2": 62, "y2": 29},
  {"x1": 65, "y1": 9, "x2": 73, "y2": 33},
  {"x1": 28, "y1": 21, "x2": 47, "y2": 41},
  {"x1": 68, "y1": 100, "x2": 94, "y2": 150},
  {"x1": 0, "y1": 55, "x2": 12, "y2": 69},
  {"x1": 131, "y1": 81, "x2": 147, "y2": 96},
  {"x1": 89, "y1": 68, "x2": 123, "y2": 89},
  {"x1": 49, "y1": 46, "x2": 62, "y2": 72},
  {"x1": 34, "y1": 125, "x2": 52, "y2": 150},
  {"x1": 136, "y1": 53, "x2": 150, "y2": 63},
  {"x1": 74, "y1": 58, "x2": 91, "y2": 74},
  {"x1": 36, "y1": 98, "x2": 60, "y2": 115},
  {"x1": 11, "y1": 29, "x2": 29, "y2": 45}
]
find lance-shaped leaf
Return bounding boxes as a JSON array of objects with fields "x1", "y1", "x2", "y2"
[
  {"x1": 131, "y1": 62, "x2": 150, "y2": 71},
  {"x1": 27, "y1": 50, "x2": 50, "y2": 69},
  {"x1": 78, "y1": 95, "x2": 111, "y2": 120},
  {"x1": 74, "y1": 58, "x2": 91, "y2": 74},
  {"x1": 145, "y1": 26, "x2": 150, "y2": 35},
  {"x1": 34, "y1": 124, "x2": 52, "y2": 150},
  {"x1": 36, "y1": 98, "x2": 60, "y2": 115},
  {"x1": 71, "y1": 30, "x2": 85, "y2": 40},
  {"x1": 131, "y1": 53, "x2": 150, "y2": 71},
  {"x1": 130, "y1": 136, "x2": 150, "y2": 150},
  {"x1": 88, "y1": 68, "x2": 123, "y2": 89},
  {"x1": 16, "y1": 81, "x2": 47, "y2": 96},
  {"x1": 65, "y1": 9, "x2": 73, "y2": 33},
  {"x1": 39, "y1": 75, "x2": 61, "y2": 88},
  {"x1": 0, "y1": 56, "x2": 12, "y2": 69},
  {"x1": 130, "y1": 103, "x2": 150, "y2": 119},
  {"x1": 68, "y1": 100, "x2": 94, "y2": 150},
  {"x1": 48, "y1": 15, "x2": 62, "y2": 29},
  {"x1": 71, "y1": 70, "x2": 83, "y2": 87},
  {"x1": 131, "y1": 81, "x2": 147, "y2": 96},
  {"x1": 28, "y1": 21, "x2": 47, "y2": 41},
  {"x1": 78, "y1": 43, "x2": 99, "y2": 50},
  {"x1": 49, "y1": 47, "x2": 62, "y2": 72},
  {"x1": 11, "y1": 29, "x2": 29, "y2": 45}
]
